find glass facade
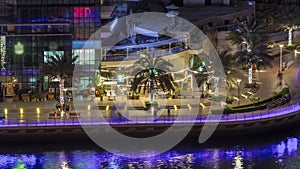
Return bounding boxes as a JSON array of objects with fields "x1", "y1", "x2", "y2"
[
  {"x1": 0, "y1": 0, "x2": 103, "y2": 94},
  {"x1": 0, "y1": 0, "x2": 16, "y2": 23}
]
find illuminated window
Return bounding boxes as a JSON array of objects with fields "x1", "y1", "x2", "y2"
[
  {"x1": 43, "y1": 51, "x2": 64, "y2": 63},
  {"x1": 73, "y1": 49, "x2": 95, "y2": 65}
]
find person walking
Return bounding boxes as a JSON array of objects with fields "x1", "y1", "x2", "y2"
[{"x1": 167, "y1": 105, "x2": 171, "y2": 120}]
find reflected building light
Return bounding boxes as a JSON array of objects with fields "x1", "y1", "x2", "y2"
[
  {"x1": 21, "y1": 155, "x2": 37, "y2": 167},
  {"x1": 287, "y1": 138, "x2": 298, "y2": 155},
  {"x1": 58, "y1": 152, "x2": 72, "y2": 169},
  {"x1": 276, "y1": 141, "x2": 286, "y2": 158},
  {"x1": 0, "y1": 154, "x2": 37, "y2": 169},
  {"x1": 186, "y1": 154, "x2": 193, "y2": 164},
  {"x1": 70, "y1": 152, "x2": 99, "y2": 169},
  {"x1": 60, "y1": 160, "x2": 71, "y2": 169},
  {"x1": 108, "y1": 161, "x2": 120, "y2": 169},
  {"x1": 0, "y1": 155, "x2": 17, "y2": 168},
  {"x1": 232, "y1": 150, "x2": 243, "y2": 169},
  {"x1": 143, "y1": 161, "x2": 152, "y2": 168},
  {"x1": 225, "y1": 150, "x2": 236, "y2": 159},
  {"x1": 128, "y1": 163, "x2": 134, "y2": 169},
  {"x1": 211, "y1": 150, "x2": 220, "y2": 169}
]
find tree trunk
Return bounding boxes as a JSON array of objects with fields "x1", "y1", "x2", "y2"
[
  {"x1": 248, "y1": 64, "x2": 253, "y2": 84},
  {"x1": 288, "y1": 28, "x2": 293, "y2": 46},
  {"x1": 59, "y1": 79, "x2": 65, "y2": 110},
  {"x1": 213, "y1": 76, "x2": 219, "y2": 96},
  {"x1": 150, "y1": 81, "x2": 154, "y2": 103}
]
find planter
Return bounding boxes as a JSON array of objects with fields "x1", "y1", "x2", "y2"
[
  {"x1": 13, "y1": 95, "x2": 19, "y2": 102},
  {"x1": 47, "y1": 94, "x2": 54, "y2": 100},
  {"x1": 21, "y1": 94, "x2": 30, "y2": 102},
  {"x1": 145, "y1": 101, "x2": 159, "y2": 110}
]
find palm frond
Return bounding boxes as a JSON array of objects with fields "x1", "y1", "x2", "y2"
[
  {"x1": 40, "y1": 54, "x2": 78, "y2": 81},
  {"x1": 131, "y1": 53, "x2": 176, "y2": 92}
]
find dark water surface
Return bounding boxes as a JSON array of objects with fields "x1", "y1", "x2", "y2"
[{"x1": 2, "y1": 127, "x2": 300, "y2": 169}]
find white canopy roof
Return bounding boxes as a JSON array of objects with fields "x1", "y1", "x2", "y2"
[
  {"x1": 166, "y1": 4, "x2": 179, "y2": 10},
  {"x1": 134, "y1": 16, "x2": 168, "y2": 37}
]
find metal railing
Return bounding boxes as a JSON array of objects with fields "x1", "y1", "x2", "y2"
[
  {"x1": 104, "y1": 46, "x2": 186, "y2": 61},
  {"x1": 1, "y1": 103, "x2": 300, "y2": 128}
]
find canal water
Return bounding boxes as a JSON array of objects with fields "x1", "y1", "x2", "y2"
[{"x1": 1, "y1": 127, "x2": 300, "y2": 169}]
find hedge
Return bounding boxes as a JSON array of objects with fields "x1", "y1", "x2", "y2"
[
  {"x1": 211, "y1": 87, "x2": 290, "y2": 114},
  {"x1": 230, "y1": 88, "x2": 289, "y2": 109}
]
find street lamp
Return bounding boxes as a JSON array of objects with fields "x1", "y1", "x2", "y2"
[
  {"x1": 279, "y1": 44, "x2": 284, "y2": 72},
  {"x1": 63, "y1": 88, "x2": 68, "y2": 117},
  {"x1": 237, "y1": 79, "x2": 241, "y2": 106}
]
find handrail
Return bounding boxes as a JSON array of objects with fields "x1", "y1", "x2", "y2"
[
  {"x1": 104, "y1": 46, "x2": 186, "y2": 61},
  {"x1": 0, "y1": 103, "x2": 299, "y2": 128},
  {"x1": 195, "y1": 7, "x2": 255, "y2": 31}
]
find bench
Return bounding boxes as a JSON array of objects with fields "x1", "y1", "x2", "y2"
[
  {"x1": 68, "y1": 112, "x2": 80, "y2": 118},
  {"x1": 48, "y1": 112, "x2": 61, "y2": 119}
]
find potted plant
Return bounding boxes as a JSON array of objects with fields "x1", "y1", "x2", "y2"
[
  {"x1": 99, "y1": 85, "x2": 105, "y2": 101},
  {"x1": 30, "y1": 94, "x2": 37, "y2": 102},
  {"x1": 55, "y1": 101, "x2": 61, "y2": 110},
  {"x1": 145, "y1": 101, "x2": 158, "y2": 110},
  {"x1": 225, "y1": 96, "x2": 234, "y2": 104},
  {"x1": 65, "y1": 101, "x2": 70, "y2": 111}
]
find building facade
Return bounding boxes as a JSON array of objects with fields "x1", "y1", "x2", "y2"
[
  {"x1": 0, "y1": 0, "x2": 253, "y2": 96},
  {"x1": 0, "y1": 0, "x2": 106, "y2": 95}
]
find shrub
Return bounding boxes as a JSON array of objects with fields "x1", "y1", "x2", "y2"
[
  {"x1": 285, "y1": 44, "x2": 297, "y2": 51},
  {"x1": 226, "y1": 97, "x2": 234, "y2": 104},
  {"x1": 145, "y1": 101, "x2": 159, "y2": 110},
  {"x1": 211, "y1": 87, "x2": 290, "y2": 114},
  {"x1": 145, "y1": 101, "x2": 158, "y2": 105}
]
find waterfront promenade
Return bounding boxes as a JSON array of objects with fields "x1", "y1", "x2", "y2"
[
  {"x1": 0, "y1": 102, "x2": 299, "y2": 128},
  {"x1": 0, "y1": 41, "x2": 299, "y2": 135}
]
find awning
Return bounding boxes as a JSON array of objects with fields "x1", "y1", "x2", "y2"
[
  {"x1": 134, "y1": 26, "x2": 162, "y2": 37},
  {"x1": 134, "y1": 16, "x2": 168, "y2": 37},
  {"x1": 166, "y1": 4, "x2": 179, "y2": 10}
]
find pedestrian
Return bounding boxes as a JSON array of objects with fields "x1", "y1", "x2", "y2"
[{"x1": 167, "y1": 105, "x2": 171, "y2": 119}]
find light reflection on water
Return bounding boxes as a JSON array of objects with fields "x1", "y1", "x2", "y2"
[{"x1": 0, "y1": 137, "x2": 300, "y2": 168}]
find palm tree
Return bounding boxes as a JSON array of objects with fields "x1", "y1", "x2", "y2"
[
  {"x1": 190, "y1": 54, "x2": 209, "y2": 89},
  {"x1": 226, "y1": 15, "x2": 270, "y2": 50},
  {"x1": 226, "y1": 15, "x2": 271, "y2": 84},
  {"x1": 40, "y1": 53, "x2": 78, "y2": 109},
  {"x1": 131, "y1": 53, "x2": 175, "y2": 103},
  {"x1": 278, "y1": 5, "x2": 300, "y2": 45},
  {"x1": 218, "y1": 51, "x2": 238, "y2": 89},
  {"x1": 233, "y1": 33, "x2": 272, "y2": 84},
  {"x1": 191, "y1": 51, "x2": 237, "y2": 92}
]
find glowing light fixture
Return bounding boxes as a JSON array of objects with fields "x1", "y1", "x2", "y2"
[
  {"x1": 14, "y1": 42, "x2": 24, "y2": 55},
  {"x1": 36, "y1": 108, "x2": 40, "y2": 114}
]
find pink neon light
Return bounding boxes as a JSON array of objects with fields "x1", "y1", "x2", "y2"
[{"x1": 74, "y1": 7, "x2": 92, "y2": 18}]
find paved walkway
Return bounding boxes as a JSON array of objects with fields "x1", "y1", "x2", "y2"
[
  {"x1": 1, "y1": 102, "x2": 299, "y2": 128},
  {"x1": 0, "y1": 95, "x2": 212, "y2": 119},
  {"x1": 227, "y1": 46, "x2": 300, "y2": 106},
  {"x1": 0, "y1": 43, "x2": 299, "y2": 123}
]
